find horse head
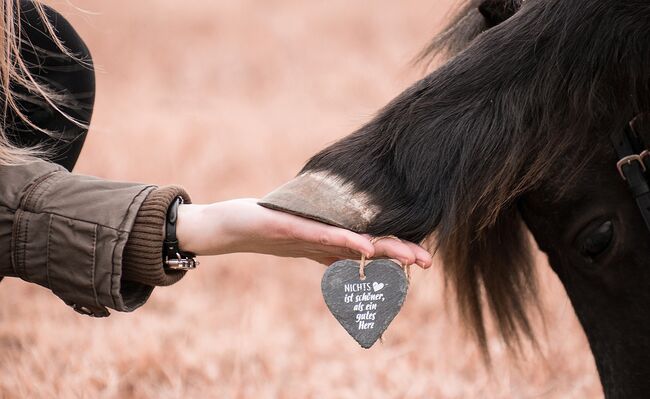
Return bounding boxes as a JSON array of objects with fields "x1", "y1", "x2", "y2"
[{"x1": 261, "y1": 1, "x2": 650, "y2": 396}]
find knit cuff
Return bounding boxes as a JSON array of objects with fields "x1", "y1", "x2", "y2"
[{"x1": 122, "y1": 185, "x2": 191, "y2": 287}]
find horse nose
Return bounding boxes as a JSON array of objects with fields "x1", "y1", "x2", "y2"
[{"x1": 258, "y1": 171, "x2": 379, "y2": 232}]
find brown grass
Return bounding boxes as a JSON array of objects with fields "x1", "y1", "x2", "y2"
[{"x1": 0, "y1": 1, "x2": 602, "y2": 397}]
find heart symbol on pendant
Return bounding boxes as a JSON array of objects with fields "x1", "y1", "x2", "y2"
[{"x1": 321, "y1": 259, "x2": 408, "y2": 349}]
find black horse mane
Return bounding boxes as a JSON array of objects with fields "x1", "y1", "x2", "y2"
[{"x1": 303, "y1": 0, "x2": 650, "y2": 359}]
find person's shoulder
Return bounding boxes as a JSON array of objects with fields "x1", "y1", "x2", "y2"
[{"x1": 18, "y1": 0, "x2": 88, "y2": 56}]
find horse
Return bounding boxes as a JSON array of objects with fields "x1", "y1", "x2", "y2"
[{"x1": 260, "y1": 0, "x2": 650, "y2": 397}]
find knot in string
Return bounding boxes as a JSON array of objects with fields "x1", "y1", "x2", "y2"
[{"x1": 359, "y1": 235, "x2": 411, "y2": 281}]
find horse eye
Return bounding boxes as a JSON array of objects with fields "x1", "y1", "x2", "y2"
[{"x1": 577, "y1": 220, "x2": 614, "y2": 260}]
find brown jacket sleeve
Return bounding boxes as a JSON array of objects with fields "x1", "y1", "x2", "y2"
[{"x1": 0, "y1": 159, "x2": 190, "y2": 317}]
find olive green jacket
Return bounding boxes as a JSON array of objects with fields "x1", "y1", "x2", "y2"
[{"x1": 0, "y1": 159, "x2": 189, "y2": 317}]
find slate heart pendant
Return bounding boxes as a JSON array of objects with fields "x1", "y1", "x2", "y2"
[{"x1": 321, "y1": 259, "x2": 409, "y2": 349}]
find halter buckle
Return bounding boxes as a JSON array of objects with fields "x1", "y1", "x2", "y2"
[{"x1": 617, "y1": 153, "x2": 648, "y2": 180}]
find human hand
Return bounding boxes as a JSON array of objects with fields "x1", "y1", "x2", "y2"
[{"x1": 176, "y1": 198, "x2": 432, "y2": 267}]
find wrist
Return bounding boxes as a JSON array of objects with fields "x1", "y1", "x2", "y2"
[
  {"x1": 163, "y1": 197, "x2": 199, "y2": 270},
  {"x1": 176, "y1": 200, "x2": 263, "y2": 256},
  {"x1": 176, "y1": 202, "x2": 240, "y2": 255},
  {"x1": 176, "y1": 203, "x2": 208, "y2": 254}
]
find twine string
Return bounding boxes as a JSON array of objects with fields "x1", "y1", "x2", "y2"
[
  {"x1": 358, "y1": 235, "x2": 413, "y2": 347},
  {"x1": 359, "y1": 235, "x2": 411, "y2": 280}
]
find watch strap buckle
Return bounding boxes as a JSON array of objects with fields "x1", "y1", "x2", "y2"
[
  {"x1": 165, "y1": 252, "x2": 199, "y2": 270},
  {"x1": 163, "y1": 196, "x2": 198, "y2": 271}
]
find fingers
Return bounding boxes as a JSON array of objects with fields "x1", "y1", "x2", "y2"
[
  {"x1": 404, "y1": 241, "x2": 433, "y2": 269},
  {"x1": 288, "y1": 216, "x2": 375, "y2": 258},
  {"x1": 370, "y1": 236, "x2": 432, "y2": 269},
  {"x1": 371, "y1": 237, "x2": 415, "y2": 266},
  {"x1": 327, "y1": 228, "x2": 376, "y2": 258},
  {"x1": 253, "y1": 201, "x2": 431, "y2": 266}
]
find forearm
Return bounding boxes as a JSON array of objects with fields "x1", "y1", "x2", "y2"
[
  {"x1": 174, "y1": 199, "x2": 433, "y2": 267},
  {"x1": 0, "y1": 159, "x2": 191, "y2": 315}
]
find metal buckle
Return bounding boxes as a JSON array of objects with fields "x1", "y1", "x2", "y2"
[
  {"x1": 165, "y1": 252, "x2": 199, "y2": 271},
  {"x1": 71, "y1": 303, "x2": 109, "y2": 317},
  {"x1": 641, "y1": 149, "x2": 650, "y2": 164},
  {"x1": 617, "y1": 154, "x2": 647, "y2": 180}
]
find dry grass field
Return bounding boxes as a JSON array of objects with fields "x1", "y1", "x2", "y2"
[{"x1": 0, "y1": 1, "x2": 604, "y2": 398}]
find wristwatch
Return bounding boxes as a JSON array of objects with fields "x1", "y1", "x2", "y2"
[{"x1": 163, "y1": 196, "x2": 199, "y2": 270}]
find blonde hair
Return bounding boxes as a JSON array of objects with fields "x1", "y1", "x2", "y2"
[{"x1": 0, "y1": 0, "x2": 86, "y2": 165}]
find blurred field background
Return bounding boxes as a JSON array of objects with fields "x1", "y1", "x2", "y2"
[{"x1": 0, "y1": 1, "x2": 603, "y2": 398}]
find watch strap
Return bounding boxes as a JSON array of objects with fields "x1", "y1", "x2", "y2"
[{"x1": 163, "y1": 196, "x2": 198, "y2": 270}]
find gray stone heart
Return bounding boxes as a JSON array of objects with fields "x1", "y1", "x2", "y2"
[{"x1": 321, "y1": 259, "x2": 409, "y2": 349}]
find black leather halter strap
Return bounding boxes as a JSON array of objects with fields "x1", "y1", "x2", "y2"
[{"x1": 610, "y1": 114, "x2": 650, "y2": 230}]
